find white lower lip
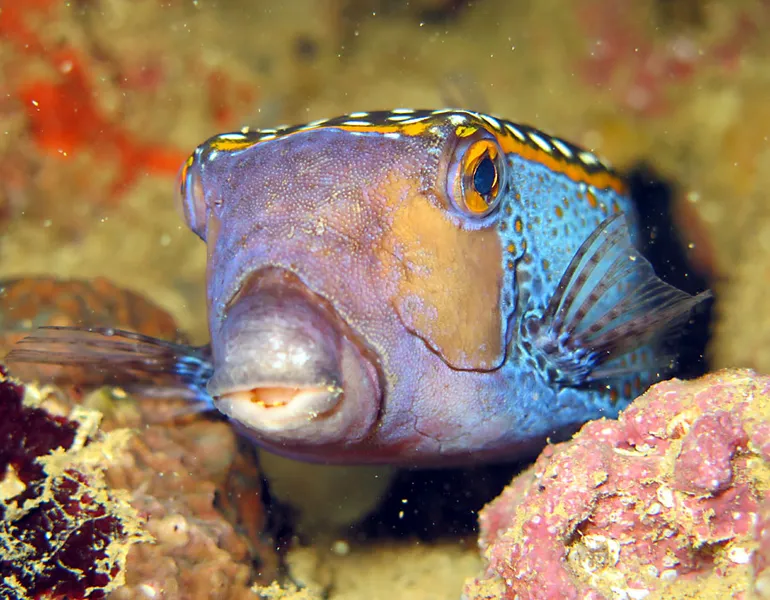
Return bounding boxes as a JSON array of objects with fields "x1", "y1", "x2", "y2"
[{"x1": 214, "y1": 385, "x2": 342, "y2": 432}]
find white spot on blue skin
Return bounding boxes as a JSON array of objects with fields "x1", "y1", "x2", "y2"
[
  {"x1": 390, "y1": 108, "x2": 416, "y2": 114},
  {"x1": 447, "y1": 114, "x2": 468, "y2": 126},
  {"x1": 259, "y1": 134, "x2": 277, "y2": 141},
  {"x1": 342, "y1": 120, "x2": 373, "y2": 126},
  {"x1": 387, "y1": 115, "x2": 414, "y2": 122},
  {"x1": 348, "y1": 111, "x2": 370, "y2": 118},
  {"x1": 260, "y1": 128, "x2": 278, "y2": 134},
  {"x1": 383, "y1": 132, "x2": 401, "y2": 139},
  {"x1": 579, "y1": 151, "x2": 599, "y2": 165},
  {"x1": 400, "y1": 117, "x2": 430, "y2": 124}
]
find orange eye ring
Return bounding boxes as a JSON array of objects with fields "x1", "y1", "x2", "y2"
[{"x1": 448, "y1": 133, "x2": 506, "y2": 218}]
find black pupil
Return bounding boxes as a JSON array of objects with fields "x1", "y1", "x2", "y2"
[{"x1": 473, "y1": 156, "x2": 496, "y2": 198}]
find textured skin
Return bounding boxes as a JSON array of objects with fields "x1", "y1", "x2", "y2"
[{"x1": 178, "y1": 109, "x2": 664, "y2": 464}]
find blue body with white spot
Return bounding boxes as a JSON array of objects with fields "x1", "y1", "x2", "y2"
[{"x1": 8, "y1": 109, "x2": 711, "y2": 465}]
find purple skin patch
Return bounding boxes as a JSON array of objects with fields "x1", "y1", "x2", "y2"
[{"x1": 7, "y1": 110, "x2": 711, "y2": 466}]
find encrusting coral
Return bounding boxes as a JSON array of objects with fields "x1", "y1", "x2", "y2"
[
  {"x1": 0, "y1": 367, "x2": 149, "y2": 599},
  {"x1": 464, "y1": 369, "x2": 770, "y2": 600}
]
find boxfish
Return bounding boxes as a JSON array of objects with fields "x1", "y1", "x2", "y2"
[{"x1": 7, "y1": 109, "x2": 711, "y2": 466}]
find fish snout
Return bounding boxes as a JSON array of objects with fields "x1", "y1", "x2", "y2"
[{"x1": 208, "y1": 269, "x2": 380, "y2": 448}]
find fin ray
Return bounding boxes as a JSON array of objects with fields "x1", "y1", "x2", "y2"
[
  {"x1": 5, "y1": 326, "x2": 214, "y2": 403},
  {"x1": 524, "y1": 214, "x2": 712, "y2": 386}
]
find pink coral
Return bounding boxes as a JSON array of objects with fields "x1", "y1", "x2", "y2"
[{"x1": 464, "y1": 369, "x2": 770, "y2": 600}]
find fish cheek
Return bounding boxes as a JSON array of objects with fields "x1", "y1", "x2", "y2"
[
  {"x1": 204, "y1": 211, "x2": 223, "y2": 315},
  {"x1": 392, "y1": 196, "x2": 505, "y2": 370}
]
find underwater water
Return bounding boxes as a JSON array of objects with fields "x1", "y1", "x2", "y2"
[{"x1": 0, "y1": 1, "x2": 769, "y2": 598}]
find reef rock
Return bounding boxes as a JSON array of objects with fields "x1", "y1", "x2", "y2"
[
  {"x1": 464, "y1": 369, "x2": 770, "y2": 600},
  {"x1": 0, "y1": 275, "x2": 278, "y2": 598},
  {"x1": 0, "y1": 368, "x2": 149, "y2": 599}
]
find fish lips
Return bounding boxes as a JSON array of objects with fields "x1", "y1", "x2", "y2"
[{"x1": 207, "y1": 267, "x2": 381, "y2": 448}]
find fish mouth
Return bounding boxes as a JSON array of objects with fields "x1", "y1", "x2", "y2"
[
  {"x1": 215, "y1": 384, "x2": 343, "y2": 431},
  {"x1": 207, "y1": 268, "x2": 381, "y2": 446}
]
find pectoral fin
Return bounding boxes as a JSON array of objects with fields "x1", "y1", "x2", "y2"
[
  {"x1": 522, "y1": 214, "x2": 712, "y2": 385},
  {"x1": 5, "y1": 326, "x2": 214, "y2": 405}
]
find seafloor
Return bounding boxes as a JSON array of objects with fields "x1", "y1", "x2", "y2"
[{"x1": 0, "y1": 0, "x2": 769, "y2": 598}]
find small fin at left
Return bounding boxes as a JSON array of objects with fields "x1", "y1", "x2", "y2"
[
  {"x1": 5, "y1": 326, "x2": 214, "y2": 406},
  {"x1": 522, "y1": 214, "x2": 712, "y2": 386}
]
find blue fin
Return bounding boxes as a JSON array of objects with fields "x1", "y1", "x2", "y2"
[
  {"x1": 5, "y1": 326, "x2": 214, "y2": 406},
  {"x1": 522, "y1": 214, "x2": 712, "y2": 386}
]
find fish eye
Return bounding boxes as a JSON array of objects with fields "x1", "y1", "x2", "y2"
[
  {"x1": 447, "y1": 133, "x2": 505, "y2": 218},
  {"x1": 176, "y1": 152, "x2": 208, "y2": 240},
  {"x1": 473, "y1": 155, "x2": 496, "y2": 197}
]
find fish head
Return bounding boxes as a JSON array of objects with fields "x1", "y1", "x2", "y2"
[{"x1": 177, "y1": 110, "x2": 514, "y2": 458}]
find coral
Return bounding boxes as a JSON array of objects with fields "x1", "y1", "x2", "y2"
[
  {"x1": 0, "y1": 0, "x2": 263, "y2": 238},
  {"x1": 16, "y1": 47, "x2": 185, "y2": 197},
  {"x1": 253, "y1": 581, "x2": 321, "y2": 600},
  {"x1": 0, "y1": 2, "x2": 187, "y2": 200},
  {"x1": 575, "y1": 0, "x2": 765, "y2": 117},
  {"x1": 100, "y1": 394, "x2": 279, "y2": 599},
  {"x1": 0, "y1": 367, "x2": 150, "y2": 600},
  {"x1": 0, "y1": 276, "x2": 181, "y2": 349},
  {"x1": 464, "y1": 369, "x2": 770, "y2": 600},
  {"x1": 0, "y1": 275, "x2": 186, "y2": 390},
  {"x1": 0, "y1": 362, "x2": 278, "y2": 599},
  {"x1": 753, "y1": 498, "x2": 770, "y2": 595},
  {"x1": 0, "y1": 275, "x2": 278, "y2": 598}
]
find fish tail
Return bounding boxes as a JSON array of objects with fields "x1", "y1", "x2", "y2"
[
  {"x1": 5, "y1": 326, "x2": 214, "y2": 406},
  {"x1": 525, "y1": 214, "x2": 712, "y2": 385}
]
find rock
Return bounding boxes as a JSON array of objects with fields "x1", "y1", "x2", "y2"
[
  {"x1": 0, "y1": 276, "x2": 279, "y2": 598},
  {"x1": 464, "y1": 369, "x2": 770, "y2": 600},
  {"x1": 0, "y1": 368, "x2": 149, "y2": 599}
]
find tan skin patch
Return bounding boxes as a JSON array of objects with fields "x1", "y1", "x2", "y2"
[{"x1": 390, "y1": 193, "x2": 504, "y2": 371}]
